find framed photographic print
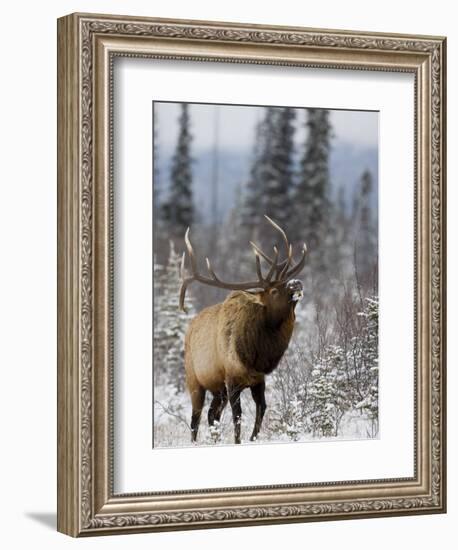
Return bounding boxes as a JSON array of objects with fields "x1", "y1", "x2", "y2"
[{"x1": 57, "y1": 13, "x2": 446, "y2": 536}]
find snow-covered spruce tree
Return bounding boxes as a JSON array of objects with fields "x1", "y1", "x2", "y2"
[
  {"x1": 326, "y1": 345, "x2": 354, "y2": 435},
  {"x1": 265, "y1": 107, "x2": 296, "y2": 228},
  {"x1": 240, "y1": 107, "x2": 296, "y2": 247},
  {"x1": 153, "y1": 241, "x2": 194, "y2": 394},
  {"x1": 294, "y1": 109, "x2": 332, "y2": 253},
  {"x1": 354, "y1": 170, "x2": 378, "y2": 291},
  {"x1": 153, "y1": 105, "x2": 161, "y2": 225},
  {"x1": 307, "y1": 344, "x2": 352, "y2": 437},
  {"x1": 354, "y1": 296, "x2": 379, "y2": 436},
  {"x1": 307, "y1": 361, "x2": 335, "y2": 437},
  {"x1": 352, "y1": 169, "x2": 377, "y2": 286},
  {"x1": 162, "y1": 103, "x2": 194, "y2": 240},
  {"x1": 239, "y1": 110, "x2": 272, "y2": 235},
  {"x1": 271, "y1": 393, "x2": 306, "y2": 442},
  {"x1": 153, "y1": 107, "x2": 171, "y2": 266},
  {"x1": 321, "y1": 183, "x2": 352, "y2": 282},
  {"x1": 218, "y1": 183, "x2": 255, "y2": 280}
]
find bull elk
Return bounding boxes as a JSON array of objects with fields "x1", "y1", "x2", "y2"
[{"x1": 179, "y1": 216, "x2": 307, "y2": 444}]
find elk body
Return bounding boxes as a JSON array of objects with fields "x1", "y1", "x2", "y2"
[{"x1": 179, "y1": 216, "x2": 307, "y2": 444}]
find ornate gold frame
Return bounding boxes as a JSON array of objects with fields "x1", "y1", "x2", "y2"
[{"x1": 57, "y1": 12, "x2": 446, "y2": 536}]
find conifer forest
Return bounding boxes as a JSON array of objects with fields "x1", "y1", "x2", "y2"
[{"x1": 153, "y1": 102, "x2": 379, "y2": 447}]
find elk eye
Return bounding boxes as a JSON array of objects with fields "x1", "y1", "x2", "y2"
[{"x1": 270, "y1": 288, "x2": 279, "y2": 297}]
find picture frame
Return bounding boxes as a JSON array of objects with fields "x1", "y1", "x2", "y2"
[{"x1": 57, "y1": 12, "x2": 446, "y2": 536}]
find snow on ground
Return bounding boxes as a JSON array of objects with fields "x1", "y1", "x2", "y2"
[{"x1": 153, "y1": 380, "x2": 377, "y2": 449}]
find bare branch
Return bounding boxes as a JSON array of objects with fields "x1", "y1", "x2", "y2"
[{"x1": 154, "y1": 400, "x2": 191, "y2": 431}]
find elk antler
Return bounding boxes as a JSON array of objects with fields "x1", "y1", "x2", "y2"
[
  {"x1": 179, "y1": 217, "x2": 307, "y2": 312},
  {"x1": 250, "y1": 215, "x2": 307, "y2": 282},
  {"x1": 179, "y1": 229, "x2": 269, "y2": 311}
]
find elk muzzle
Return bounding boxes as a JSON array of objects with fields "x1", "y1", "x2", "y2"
[{"x1": 287, "y1": 279, "x2": 304, "y2": 302}]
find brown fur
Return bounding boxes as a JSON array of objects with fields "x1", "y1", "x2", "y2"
[{"x1": 185, "y1": 285, "x2": 299, "y2": 443}]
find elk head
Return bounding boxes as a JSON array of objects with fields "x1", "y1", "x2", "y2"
[{"x1": 179, "y1": 215, "x2": 307, "y2": 315}]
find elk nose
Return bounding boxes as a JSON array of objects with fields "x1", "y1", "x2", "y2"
[
  {"x1": 287, "y1": 279, "x2": 304, "y2": 302},
  {"x1": 286, "y1": 278, "x2": 303, "y2": 292}
]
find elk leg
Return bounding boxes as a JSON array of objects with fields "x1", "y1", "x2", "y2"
[
  {"x1": 228, "y1": 385, "x2": 242, "y2": 444},
  {"x1": 250, "y1": 381, "x2": 266, "y2": 441},
  {"x1": 216, "y1": 386, "x2": 229, "y2": 422},
  {"x1": 208, "y1": 387, "x2": 228, "y2": 427},
  {"x1": 190, "y1": 386, "x2": 206, "y2": 443}
]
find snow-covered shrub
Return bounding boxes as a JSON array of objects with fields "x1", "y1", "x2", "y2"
[
  {"x1": 153, "y1": 242, "x2": 194, "y2": 393},
  {"x1": 267, "y1": 343, "x2": 311, "y2": 441},
  {"x1": 354, "y1": 296, "x2": 379, "y2": 435},
  {"x1": 307, "y1": 345, "x2": 352, "y2": 437},
  {"x1": 307, "y1": 295, "x2": 379, "y2": 438}
]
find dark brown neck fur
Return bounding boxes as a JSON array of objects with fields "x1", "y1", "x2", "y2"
[{"x1": 225, "y1": 292, "x2": 296, "y2": 375}]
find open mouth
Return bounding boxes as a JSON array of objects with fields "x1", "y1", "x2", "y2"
[
  {"x1": 287, "y1": 279, "x2": 304, "y2": 302},
  {"x1": 290, "y1": 289, "x2": 304, "y2": 302}
]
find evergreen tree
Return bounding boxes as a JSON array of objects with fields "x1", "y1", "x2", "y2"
[
  {"x1": 153, "y1": 242, "x2": 194, "y2": 393},
  {"x1": 335, "y1": 184, "x2": 350, "y2": 248},
  {"x1": 265, "y1": 107, "x2": 296, "y2": 228},
  {"x1": 240, "y1": 108, "x2": 275, "y2": 234},
  {"x1": 308, "y1": 344, "x2": 352, "y2": 437},
  {"x1": 162, "y1": 103, "x2": 194, "y2": 239},
  {"x1": 326, "y1": 184, "x2": 351, "y2": 276},
  {"x1": 307, "y1": 361, "x2": 336, "y2": 437},
  {"x1": 294, "y1": 108, "x2": 332, "y2": 250},
  {"x1": 240, "y1": 107, "x2": 296, "y2": 245},
  {"x1": 153, "y1": 105, "x2": 161, "y2": 223},
  {"x1": 354, "y1": 296, "x2": 379, "y2": 435},
  {"x1": 353, "y1": 169, "x2": 377, "y2": 284},
  {"x1": 307, "y1": 295, "x2": 379, "y2": 438},
  {"x1": 270, "y1": 392, "x2": 307, "y2": 441},
  {"x1": 153, "y1": 106, "x2": 170, "y2": 264},
  {"x1": 359, "y1": 170, "x2": 373, "y2": 233},
  {"x1": 219, "y1": 183, "x2": 254, "y2": 279}
]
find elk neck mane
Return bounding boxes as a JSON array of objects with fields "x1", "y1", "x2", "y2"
[{"x1": 221, "y1": 290, "x2": 295, "y2": 375}]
